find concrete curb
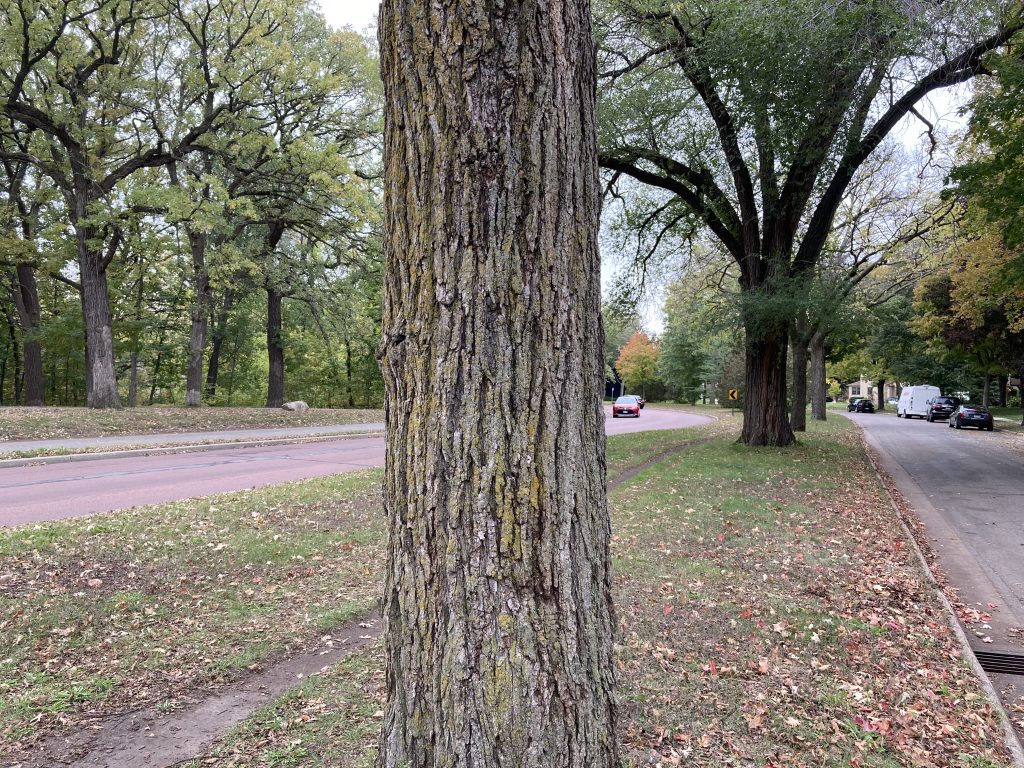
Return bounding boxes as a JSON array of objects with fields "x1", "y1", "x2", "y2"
[
  {"x1": 858, "y1": 430, "x2": 1024, "y2": 767},
  {"x1": 0, "y1": 430, "x2": 385, "y2": 470}
]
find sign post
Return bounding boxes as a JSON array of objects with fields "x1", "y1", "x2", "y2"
[{"x1": 728, "y1": 388, "x2": 739, "y2": 415}]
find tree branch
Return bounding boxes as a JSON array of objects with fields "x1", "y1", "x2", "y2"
[{"x1": 599, "y1": 152, "x2": 743, "y2": 258}]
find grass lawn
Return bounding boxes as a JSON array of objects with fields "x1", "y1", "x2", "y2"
[
  {"x1": 989, "y1": 406, "x2": 1024, "y2": 433},
  {"x1": 0, "y1": 405, "x2": 384, "y2": 443},
  {"x1": 1, "y1": 416, "x2": 1012, "y2": 767},
  {"x1": 187, "y1": 419, "x2": 1008, "y2": 768},
  {"x1": 0, "y1": 471, "x2": 385, "y2": 758}
]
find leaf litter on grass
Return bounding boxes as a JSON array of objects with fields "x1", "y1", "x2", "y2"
[
  {"x1": 3, "y1": 417, "x2": 1011, "y2": 768},
  {"x1": 0, "y1": 469, "x2": 385, "y2": 762},
  {"x1": 172, "y1": 418, "x2": 1011, "y2": 768},
  {"x1": 611, "y1": 419, "x2": 1011, "y2": 767}
]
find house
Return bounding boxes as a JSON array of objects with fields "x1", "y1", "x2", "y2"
[{"x1": 846, "y1": 376, "x2": 898, "y2": 402}]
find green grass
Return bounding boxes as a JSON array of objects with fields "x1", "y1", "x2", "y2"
[
  {"x1": 0, "y1": 405, "x2": 383, "y2": 442},
  {"x1": 605, "y1": 408, "x2": 737, "y2": 478},
  {"x1": 1, "y1": 416, "x2": 728, "y2": 764},
  {"x1": 172, "y1": 417, "x2": 1011, "y2": 768},
  {"x1": 0, "y1": 470, "x2": 385, "y2": 753}
]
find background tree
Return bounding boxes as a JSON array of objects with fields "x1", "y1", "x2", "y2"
[
  {"x1": 951, "y1": 42, "x2": 1024, "y2": 247},
  {"x1": 616, "y1": 330, "x2": 661, "y2": 398},
  {"x1": 0, "y1": 2, "x2": 383, "y2": 409},
  {"x1": 597, "y1": 0, "x2": 1023, "y2": 445},
  {"x1": 659, "y1": 320, "x2": 704, "y2": 404},
  {"x1": 377, "y1": 0, "x2": 618, "y2": 765}
]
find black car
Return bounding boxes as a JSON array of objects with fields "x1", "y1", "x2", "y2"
[
  {"x1": 948, "y1": 404, "x2": 994, "y2": 431},
  {"x1": 848, "y1": 399, "x2": 875, "y2": 413},
  {"x1": 926, "y1": 396, "x2": 961, "y2": 422}
]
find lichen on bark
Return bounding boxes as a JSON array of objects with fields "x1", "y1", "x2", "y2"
[{"x1": 377, "y1": 1, "x2": 619, "y2": 766}]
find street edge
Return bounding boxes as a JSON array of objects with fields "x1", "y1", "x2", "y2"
[
  {"x1": 0, "y1": 431, "x2": 386, "y2": 469},
  {"x1": 857, "y1": 428, "x2": 1024, "y2": 767}
]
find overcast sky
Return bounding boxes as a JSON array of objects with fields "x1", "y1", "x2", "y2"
[{"x1": 320, "y1": 0, "x2": 378, "y2": 32}]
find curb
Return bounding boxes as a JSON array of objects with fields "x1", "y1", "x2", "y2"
[
  {"x1": 859, "y1": 431, "x2": 1024, "y2": 767},
  {"x1": 0, "y1": 431, "x2": 386, "y2": 469}
]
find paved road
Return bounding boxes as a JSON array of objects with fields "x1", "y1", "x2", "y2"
[
  {"x1": 851, "y1": 411, "x2": 1024, "y2": 646},
  {"x1": 0, "y1": 407, "x2": 710, "y2": 526},
  {"x1": 0, "y1": 422, "x2": 385, "y2": 453}
]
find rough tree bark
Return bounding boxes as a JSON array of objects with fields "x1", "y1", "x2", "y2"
[
  {"x1": 742, "y1": 321, "x2": 794, "y2": 446},
  {"x1": 344, "y1": 339, "x2": 355, "y2": 408},
  {"x1": 376, "y1": 1, "x2": 618, "y2": 766},
  {"x1": 790, "y1": 329, "x2": 809, "y2": 432},
  {"x1": 876, "y1": 378, "x2": 886, "y2": 411},
  {"x1": 185, "y1": 231, "x2": 211, "y2": 407},
  {"x1": 11, "y1": 263, "x2": 44, "y2": 405},
  {"x1": 265, "y1": 287, "x2": 285, "y2": 408},
  {"x1": 70, "y1": 193, "x2": 121, "y2": 409},
  {"x1": 809, "y1": 331, "x2": 827, "y2": 421},
  {"x1": 128, "y1": 258, "x2": 145, "y2": 408},
  {"x1": 205, "y1": 288, "x2": 234, "y2": 399}
]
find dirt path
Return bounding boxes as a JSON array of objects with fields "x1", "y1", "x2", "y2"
[{"x1": 23, "y1": 615, "x2": 381, "y2": 768}]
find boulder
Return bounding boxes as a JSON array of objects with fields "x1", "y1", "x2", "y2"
[{"x1": 281, "y1": 400, "x2": 310, "y2": 412}]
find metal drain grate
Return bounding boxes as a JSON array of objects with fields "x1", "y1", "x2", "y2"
[{"x1": 974, "y1": 650, "x2": 1024, "y2": 676}]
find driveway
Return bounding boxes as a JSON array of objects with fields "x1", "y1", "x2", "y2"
[
  {"x1": 850, "y1": 411, "x2": 1024, "y2": 644},
  {"x1": 0, "y1": 406, "x2": 711, "y2": 526}
]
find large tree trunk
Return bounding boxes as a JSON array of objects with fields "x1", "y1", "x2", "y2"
[
  {"x1": 344, "y1": 338, "x2": 355, "y2": 408},
  {"x1": 128, "y1": 259, "x2": 144, "y2": 408},
  {"x1": 185, "y1": 232, "x2": 210, "y2": 407},
  {"x1": 1019, "y1": 365, "x2": 1024, "y2": 427},
  {"x1": 265, "y1": 288, "x2": 285, "y2": 408},
  {"x1": 11, "y1": 263, "x2": 45, "y2": 405},
  {"x1": 982, "y1": 373, "x2": 991, "y2": 408},
  {"x1": 742, "y1": 320, "x2": 795, "y2": 446},
  {"x1": 790, "y1": 334, "x2": 808, "y2": 432},
  {"x1": 205, "y1": 288, "x2": 234, "y2": 399},
  {"x1": 1, "y1": 303, "x2": 16, "y2": 404},
  {"x1": 377, "y1": 1, "x2": 618, "y2": 766},
  {"x1": 876, "y1": 378, "x2": 886, "y2": 411},
  {"x1": 72, "y1": 197, "x2": 121, "y2": 408},
  {"x1": 998, "y1": 374, "x2": 1008, "y2": 408},
  {"x1": 809, "y1": 330, "x2": 827, "y2": 421}
]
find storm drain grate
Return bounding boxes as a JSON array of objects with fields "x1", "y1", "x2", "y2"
[{"x1": 974, "y1": 650, "x2": 1024, "y2": 676}]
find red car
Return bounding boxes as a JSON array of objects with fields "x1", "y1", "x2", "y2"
[{"x1": 613, "y1": 395, "x2": 641, "y2": 418}]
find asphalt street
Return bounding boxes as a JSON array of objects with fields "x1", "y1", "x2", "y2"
[
  {"x1": 851, "y1": 410, "x2": 1024, "y2": 646},
  {"x1": 0, "y1": 406, "x2": 710, "y2": 526}
]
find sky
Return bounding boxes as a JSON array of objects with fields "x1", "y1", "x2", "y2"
[{"x1": 319, "y1": 0, "x2": 378, "y2": 32}]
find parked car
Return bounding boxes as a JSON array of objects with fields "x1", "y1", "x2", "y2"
[
  {"x1": 948, "y1": 404, "x2": 994, "y2": 431},
  {"x1": 634, "y1": 396, "x2": 646, "y2": 409},
  {"x1": 897, "y1": 385, "x2": 941, "y2": 419},
  {"x1": 848, "y1": 398, "x2": 875, "y2": 413},
  {"x1": 926, "y1": 395, "x2": 961, "y2": 422},
  {"x1": 612, "y1": 395, "x2": 641, "y2": 418}
]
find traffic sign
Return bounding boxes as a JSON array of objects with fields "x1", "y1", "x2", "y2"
[{"x1": 728, "y1": 389, "x2": 739, "y2": 401}]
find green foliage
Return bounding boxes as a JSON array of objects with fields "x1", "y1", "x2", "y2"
[
  {"x1": 0, "y1": 1, "x2": 384, "y2": 408},
  {"x1": 616, "y1": 331, "x2": 661, "y2": 397},
  {"x1": 951, "y1": 45, "x2": 1024, "y2": 247},
  {"x1": 658, "y1": 321, "x2": 705, "y2": 404}
]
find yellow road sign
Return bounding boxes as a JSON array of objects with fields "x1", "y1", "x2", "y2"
[{"x1": 728, "y1": 389, "x2": 739, "y2": 401}]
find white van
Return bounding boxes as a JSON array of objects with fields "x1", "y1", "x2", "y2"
[{"x1": 897, "y1": 385, "x2": 941, "y2": 419}]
